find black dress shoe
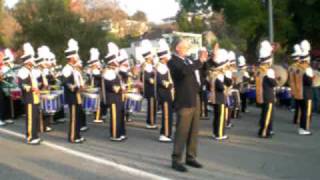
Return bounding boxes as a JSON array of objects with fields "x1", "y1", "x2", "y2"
[
  {"x1": 186, "y1": 160, "x2": 203, "y2": 168},
  {"x1": 172, "y1": 162, "x2": 188, "y2": 172}
]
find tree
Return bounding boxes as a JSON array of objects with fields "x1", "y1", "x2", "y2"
[
  {"x1": 0, "y1": 11, "x2": 21, "y2": 47},
  {"x1": 131, "y1": 11, "x2": 148, "y2": 22},
  {"x1": 178, "y1": 0, "x2": 320, "y2": 61},
  {"x1": 13, "y1": 0, "x2": 106, "y2": 64}
]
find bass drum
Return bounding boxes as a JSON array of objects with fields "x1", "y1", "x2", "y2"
[
  {"x1": 313, "y1": 70, "x2": 320, "y2": 87},
  {"x1": 272, "y1": 65, "x2": 288, "y2": 86}
]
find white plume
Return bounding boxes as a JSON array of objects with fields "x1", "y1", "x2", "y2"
[
  {"x1": 4, "y1": 48, "x2": 14, "y2": 61},
  {"x1": 291, "y1": 44, "x2": 302, "y2": 57},
  {"x1": 158, "y1": 39, "x2": 170, "y2": 52},
  {"x1": 68, "y1": 38, "x2": 79, "y2": 52},
  {"x1": 214, "y1": 49, "x2": 228, "y2": 64},
  {"x1": 107, "y1": 42, "x2": 119, "y2": 56},
  {"x1": 23, "y1": 42, "x2": 35, "y2": 56},
  {"x1": 228, "y1": 51, "x2": 236, "y2": 61},
  {"x1": 119, "y1": 49, "x2": 129, "y2": 62},
  {"x1": 89, "y1": 48, "x2": 100, "y2": 61},
  {"x1": 300, "y1": 40, "x2": 311, "y2": 56},
  {"x1": 141, "y1": 39, "x2": 153, "y2": 52},
  {"x1": 238, "y1": 55, "x2": 246, "y2": 67}
]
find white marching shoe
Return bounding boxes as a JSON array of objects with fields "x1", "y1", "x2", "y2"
[
  {"x1": 298, "y1": 128, "x2": 312, "y2": 135},
  {"x1": 57, "y1": 118, "x2": 66, "y2": 123},
  {"x1": 212, "y1": 135, "x2": 229, "y2": 141},
  {"x1": 28, "y1": 138, "x2": 41, "y2": 145},
  {"x1": 120, "y1": 135, "x2": 127, "y2": 140},
  {"x1": 159, "y1": 135, "x2": 172, "y2": 142},
  {"x1": 146, "y1": 124, "x2": 158, "y2": 129},
  {"x1": 0, "y1": 120, "x2": 6, "y2": 126},
  {"x1": 93, "y1": 119, "x2": 103, "y2": 123},
  {"x1": 4, "y1": 119, "x2": 14, "y2": 124},
  {"x1": 110, "y1": 137, "x2": 123, "y2": 142},
  {"x1": 80, "y1": 126, "x2": 89, "y2": 132},
  {"x1": 45, "y1": 127, "x2": 53, "y2": 132}
]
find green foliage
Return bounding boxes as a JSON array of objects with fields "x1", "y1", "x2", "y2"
[
  {"x1": 13, "y1": 0, "x2": 107, "y2": 64},
  {"x1": 178, "y1": 0, "x2": 314, "y2": 62},
  {"x1": 130, "y1": 11, "x2": 148, "y2": 22},
  {"x1": 176, "y1": 9, "x2": 191, "y2": 32}
]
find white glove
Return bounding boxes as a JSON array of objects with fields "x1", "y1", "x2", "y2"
[
  {"x1": 225, "y1": 70, "x2": 232, "y2": 79},
  {"x1": 306, "y1": 67, "x2": 314, "y2": 77},
  {"x1": 267, "y1": 69, "x2": 275, "y2": 79},
  {"x1": 244, "y1": 72, "x2": 250, "y2": 78},
  {"x1": 217, "y1": 74, "x2": 224, "y2": 82}
]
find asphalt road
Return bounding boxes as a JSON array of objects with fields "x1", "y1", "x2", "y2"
[{"x1": 1, "y1": 105, "x2": 320, "y2": 180}]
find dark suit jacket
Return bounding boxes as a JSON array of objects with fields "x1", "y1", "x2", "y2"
[{"x1": 168, "y1": 54, "x2": 202, "y2": 110}]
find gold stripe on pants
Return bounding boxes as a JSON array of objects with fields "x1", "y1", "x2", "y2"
[
  {"x1": 95, "y1": 107, "x2": 101, "y2": 121},
  {"x1": 164, "y1": 102, "x2": 168, "y2": 137},
  {"x1": 262, "y1": 103, "x2": 272, "y2": 137},
  {"x1": 71, "y1": 105, "x2": 76, "y2": 142},
  {"x1": 112, "y1": 104, "x2": 116, "y2": 138},
  {"x1": 219, "y1": 104, "x2": 225, "y2": 137},
  {"x1": 225, "y1": 107, "x2": 228, "y2": 125},
  {"x1": 150, "y1": 98, "x2": 154, "y2": 125},
  {"x1": 307, "y1": 100, "x2": 312, "y2": 130},
  {"x1": 27, "y1": 104, "x2": 32, "y2": 142}
]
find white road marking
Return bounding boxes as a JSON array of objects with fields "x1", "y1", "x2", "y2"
[{"x1": 0, "y1": 128, "x2": 171, "y2": 180}]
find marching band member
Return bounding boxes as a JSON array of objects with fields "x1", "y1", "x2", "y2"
[
  {"x1": 62, "y1": 38, "x2": 85, "y2": 143},
  {"x1": 229, "y1": 51, "x2": 241, "y2": 119},
  {"x1": 48, "y1": 52, "x2": 67, "y2": 123},
  {"x1": 1, "y1": 49, "x2": 16, "y2": 125},
  {"x1": 74, "y1": 59, "x2": 88, "y2": 132},
  {"x1": 225, "y1": 51, "x2": 235, "y2": 128},
  {"x1": 103, "y1": 42, "x2": 126, "y2": 141},
  {"x1": 0, "y1": 52, "x2": 6, "y2": 126},
  {"x1": 256, "y1": 40, "x2": 277, "y2": 138},
  {"x1": 156, "y1": 39, "x2": 174, "y2": 142},
  {"x1": 288, "y1": 44, "x2": 302, "y2": 124},
  {"x1": 87, "y1": 48, "x2": 105, "y2": 123},
  {"x1": 18, "y1": 43, "x2": 41, "y2": 145},
  {"x1": 36, "y1": 46, "x2": 53, "y2": 133},
  {"x1": 141, "y1": 39, "x2": 158, "y2": 129},
  {"x1": 118, "y1": 49, "x2": 133, "y2": 122},
  {"x1": 209, "y1": 48, "x2": 229, "y2": 140},
  {"x1": 198, "y1": 47, "x2": 209, "y2": 118},
  {"x1": 296, "y1": 40, "x2": 313, "y2": 135},
  {"x1": 237, "y1": 56, "x2": 250, "y2": 113}
]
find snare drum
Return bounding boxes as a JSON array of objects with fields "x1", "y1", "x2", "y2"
[
  {"x1": 82, "y1": 93, "x2": 100, "y2": 112},
  {"x1": 278, "y1": 87, "x2": 292, "y2": 100},
  {"x1": 245, "y1": 87, "x2": 256, "y2": 99},
  {"x1": 125, "y1": 93, "x2": 143, "y2": 112},
  {"x1": 51, "y1": 90, "x2": 64, "y2": 105},
  {"x1": 41, "y1": 93, "x2": 61, "y2": 114}
]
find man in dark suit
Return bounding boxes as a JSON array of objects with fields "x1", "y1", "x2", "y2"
[{"x1": 168, "y1": 39, "x2": 207, "y2": 172}]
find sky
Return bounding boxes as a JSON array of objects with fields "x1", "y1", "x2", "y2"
[{"x1": 5, "y1": 0, "x2": 180, "y2": 23}]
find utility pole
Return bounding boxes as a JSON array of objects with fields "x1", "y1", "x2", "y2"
[{"x1": 268, "y1": 0, "x2": 274, "y2": 43}]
